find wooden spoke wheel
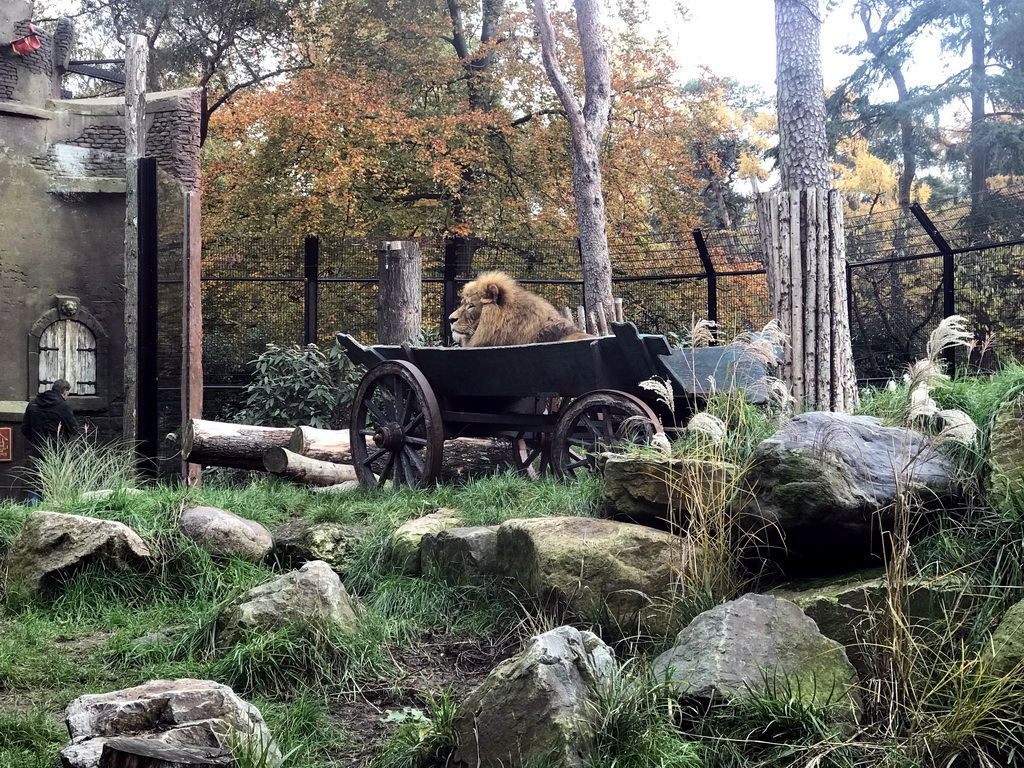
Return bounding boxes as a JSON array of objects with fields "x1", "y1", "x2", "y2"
[
  {"x1": 510, "y1": 431, "x2": 551, "y2": 478},
  {"x1": 350, "y1": 360, "x2": 444, "y2": 489},
  {"x1": 551, "y1": 390, "x2": 661, "y2": 480}
]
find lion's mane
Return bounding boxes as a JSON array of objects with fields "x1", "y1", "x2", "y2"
[{"x1": 449, "y1": 271, "x2": 592, "y2": 347}]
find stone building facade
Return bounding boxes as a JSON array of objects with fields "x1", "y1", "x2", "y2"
[{"x1": 0, "y1": 0, "x2": 201, "y2": 498}]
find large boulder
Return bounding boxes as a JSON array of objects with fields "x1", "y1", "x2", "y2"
[
  {"x1": 772, "y1": 569, "x2": 976, "y2": 678},
  {"x1": 601, "y1": 454, "x2": 735, "y2": 527},
  {"x1": 5, "y1": 510, "x2": 153, "y2": 594},
  {"x1": 653, "y1": 593, "x2": 859, "y2": 718},
  {"x1": 179, "y1": 506, "x2": 272, "y2": 562},
  {"x1": 734, "y1": 412, "x2": 957, "y2": 575},
  {"x1": 453, "y1": 626, "x2": 615, "y2": 768},
  {"x1": 217, "y1": 560, "x2": 359, "y2": 645},
  {"x1": 497, "y1": 516, "x2": 694, "y2": 634},
  {"x1": 989, "y1": 393, "x2": 1024, "y2": 511},
  {"x1": 60, "y1": 678, "x2": 279, "y2": 768},
  {"x1": 271, "y1": 520, "x2": 370, "y2": 572},
  {"x1": 420, "y1": 526, "x2": 498, "y2": 585},
  {"x1": 390, "y1": 509, "x2": 463, "y2": 574}
]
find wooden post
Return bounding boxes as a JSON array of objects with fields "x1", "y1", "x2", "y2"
[
  {"x1": 123, "y1": 34, "x2": 147, "y2": 442},
  {"x1": 377, "y1": 241, "x2": 422, "y2": 344},
  {"x1": 182, "y1": 190, "x2": 204, "y2": 484},
  {"x1": 755, "y1": 188, "x2": 858, "y2": 412}
]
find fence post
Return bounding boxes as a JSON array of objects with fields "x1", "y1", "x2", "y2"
[
  {"x1": 692, "y1": 229, "x2": 718, "y2": 341},
  {"x1": 442, "y1": 237, "x2": 459, "y2": 346},
  {"x1": 137, "y1": 157, "x2": 159, "y2": 475},
  {"x1": 910, "y1": 203, "x2": 956, "y2": 373},
  {"x1": 303, "y1": 235, "x2": 319, "y2": 347}
]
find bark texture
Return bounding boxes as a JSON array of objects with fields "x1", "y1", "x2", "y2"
[
  {"x1": 182, "y1": 419, "x2": 293, "y2": 470},
  {"x1": 755, "y1": 189, "x2": 858, "y2": 411},
  {"x1": 533, "y1": 0, "x2": 614, "y2": 319},
  {"x1": 289, "y1": 426, "x2": 352, "y2": 462},
  {"x1": 377, "y1": 241, "x2": 422, "y2": 345},
  {"x1": 775, "y1": 0, "x2": 830, "y2": 190},
  {"x1": 263, "y1": 447, "x2": 358, "y2": 486}
]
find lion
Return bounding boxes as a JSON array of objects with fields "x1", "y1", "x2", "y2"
[{"x1": 449, "y1": 271, "x2": 593, "y2": 347}]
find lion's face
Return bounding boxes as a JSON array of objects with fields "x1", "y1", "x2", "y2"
[{"x1": 448, "y1": 284, "x2": 487, "y2": 346}]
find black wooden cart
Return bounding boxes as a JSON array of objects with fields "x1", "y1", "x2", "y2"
[{"x1": 337, "y1": 322, "x2": 767, "y2": 488}]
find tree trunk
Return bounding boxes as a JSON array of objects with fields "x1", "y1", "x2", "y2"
[
  {"x1": 98, "y1": 737, "x2": 233, "y2": 767},
  {"x1": 533, "y1": 0, "x2": 614, "y2": 320},
  {"x1": 775, "y1": 0, "x2": 831, "y2": 190},
  {"x1": 377, "y1": 241, "x2": 422, "y2": 344},
  {"x1": 182, "y1": 419, "x2": 293, "y2": 470},
  {"x1": 969, "y1": 0, "x2": 988, "y2": 210},
  {"x1": 755, "y1": 189, "x2": 859, "y2": 411},
  {"x1": 289, "y1": 426, "x2": 352, "y2": 462},
  {"x1": 263, "y1": 447, "x2": 358, "y2": 486}
]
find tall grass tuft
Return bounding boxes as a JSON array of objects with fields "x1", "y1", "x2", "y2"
[
  {"x1": 370, "y1": 687, "x2": 460, "y2": 768},
  {"x1": 27, "y1": 435, "x2": 140, "y2": 506}
]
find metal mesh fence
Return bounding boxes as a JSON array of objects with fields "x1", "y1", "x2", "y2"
[
  {"x1": 202, "y1": 236, "x2": 305, "y2": 386},
  {"x1": 195, "y1": 188, "x2": 1024, "y2": 396}
]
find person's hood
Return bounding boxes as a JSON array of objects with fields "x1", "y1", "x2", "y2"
[{"x1": 35, "y1": 390, "x2": 67, "y2": 408}]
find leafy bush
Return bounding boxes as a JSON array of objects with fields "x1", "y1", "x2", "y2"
[{"x1": 234, "y1": 341, "x2": 362, "y2": 429}]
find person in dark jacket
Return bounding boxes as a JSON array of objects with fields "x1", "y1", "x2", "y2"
[{"x1": 22, "y1": 379, "x2": 80, "y2": 457}]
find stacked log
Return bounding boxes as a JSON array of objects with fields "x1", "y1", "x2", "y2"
[{"x1": 182, "y1": 419, "x2": 292, "y2": 471}]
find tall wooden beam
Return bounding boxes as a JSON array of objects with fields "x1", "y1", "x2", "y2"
[
  {"x1": 123, "y1": 34, "x2": 147, "y2": 441},
  {"x1": 182, "y1": 190, "x2": 204, "y2": 484}
]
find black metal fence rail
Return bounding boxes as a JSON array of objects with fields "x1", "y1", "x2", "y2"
[{"x1": 199, "y1": 188, "x2": 1024, "y2": 411}]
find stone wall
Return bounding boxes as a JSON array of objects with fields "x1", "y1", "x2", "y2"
[{"x1": 0, "y1": 3, "x2": 201, "y2": 498}]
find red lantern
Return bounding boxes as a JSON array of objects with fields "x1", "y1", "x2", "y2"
[{"x1": 11, "y1": 25, "x2": 41, "y2": 56}]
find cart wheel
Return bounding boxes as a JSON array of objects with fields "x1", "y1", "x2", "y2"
[
  {"x1": 350, "y1": 360, "x2": 444, "y2": 489},
  {"x1": 511, "y1": 431, "x2": 551, "y2": 478},
  {"x1": 551, "y1": 390, "x2": 661, "y2": 479}
]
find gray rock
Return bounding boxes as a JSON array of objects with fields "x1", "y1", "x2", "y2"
[
  {"x1": 601, "y1": 454, "x2": 735, "y2": 526},
  {"x1": 80, "y1": 488, "x2": 144, "y2": 500},
  {"x1": 179, "y1": 506, "x2": 272, "y2": 562},
  {"x1": 272, "y1": 520, "x2": 369, "y2": 572},
  {"x1": 390, "y1": 509, "x2": 463, "y2": 574},
  {"x1": 6, "y1": 510, "x2": 153, "y2": 594},
  {"x1": 735, "y1": 412, "x2": 957, "y2": 575},
  {"x1": 497, "y1": 516, "x2": 694, "y2": 635},
  {"x1": 217, "y1": 560, "x2": 359, "y2": 645},
  {"x1": 420, "y1": 526, "x2": 498, "y2": 585},
  {"x1": 987, "y1": 598, "x2": 1024, "y2": 677},
  {"x1": 453, "y1": 626, "x2": 616, "y2": 768},
  {"x1": 60, "y1": 678, "x2": 279, "y2": 768},
  {"x1": 772, "y1": 569, "x2": 976, "y2": 678},
  {"x1": 653, "y1": 593, "x2": 859, "y2": 717}
]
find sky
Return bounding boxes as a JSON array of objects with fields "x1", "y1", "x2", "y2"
[{"x1": 642, "y1": 0, "x2": 866, "y2": 95}]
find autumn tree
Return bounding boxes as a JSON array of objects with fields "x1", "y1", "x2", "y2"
[
  {"x1": 532, "y1": 0, "x2": 614, "y2": 320},
  {"x1": 202, "y1": 1, "x2": 713, "y2": 244},
  {"x1": 42, "y1": 0, "x2": 311, "y2": 142}
]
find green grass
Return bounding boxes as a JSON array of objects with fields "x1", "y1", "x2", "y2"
[{"x1": 5, "y1": 378, "x2": 1024, "y2": 767}]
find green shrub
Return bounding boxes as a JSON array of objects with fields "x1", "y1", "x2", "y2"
[{"x1": 234, "y1": 341, "x2": 362, "y2": 429}]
